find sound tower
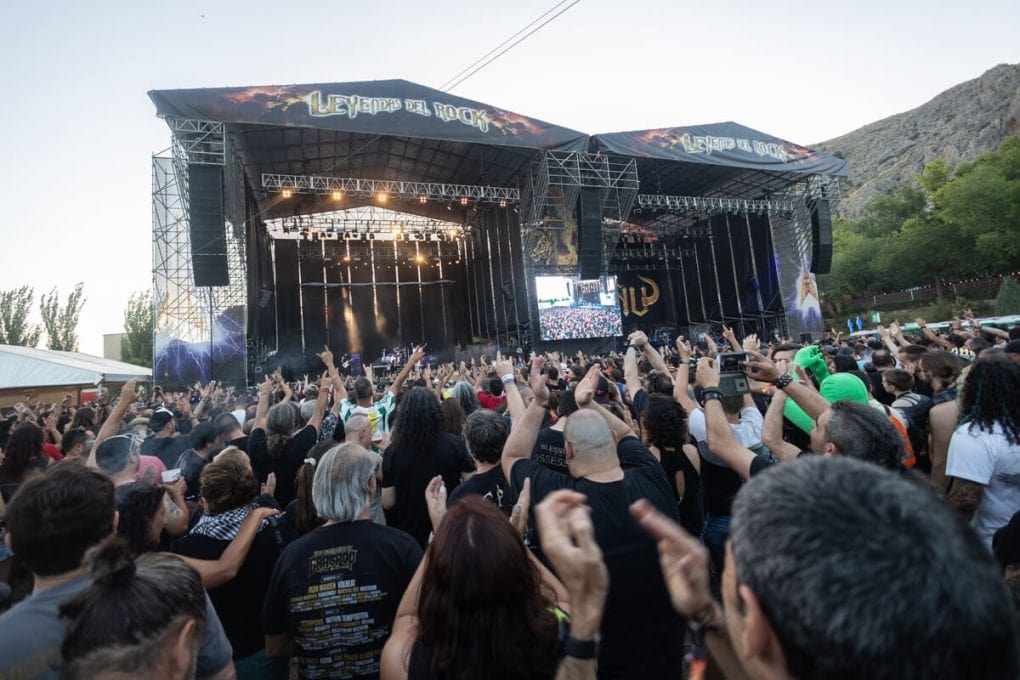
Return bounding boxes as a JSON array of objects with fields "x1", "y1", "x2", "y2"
[
  {"x1": 577, "y1": 187, "x2": 602, "y2": 280},
  {"x1": 809, "y1": 198, "x2": 833, "y2": 275},
  {"x1": 187, "y1": 163, "x2": 229, "y2": 286}
]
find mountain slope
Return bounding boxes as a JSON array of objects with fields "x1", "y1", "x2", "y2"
[{"x1": 816, "y1": 63, "x2": 1020, "y2": 217}]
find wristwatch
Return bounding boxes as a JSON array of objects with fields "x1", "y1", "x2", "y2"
[
  {"x1": 772, "y1": 373, "x2": 794, "y2": 389},
  {"x1": 562, "y1": 633, "x2": 599, "y2": 660}
]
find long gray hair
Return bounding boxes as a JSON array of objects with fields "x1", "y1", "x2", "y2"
[{"x1": 312, "y1": 443, "x2": 378, "y2": 523}]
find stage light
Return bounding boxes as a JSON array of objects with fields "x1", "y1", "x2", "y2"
[
  {"x1": 281, "y1": 189, "x2": 293, "y2": 198},
  {"x1": 377, "y1": 192, "x2": 387, "y2": 203},
  {"x1": 331, "y1": 190, "x2": 343, "y2": 201},
  {"x1": 460, "y1": 197, "x2": 469, "y2": 206},
  {"x1": 414, "y1": 255, "x2": 425, "y2": 264},
  {"x1": 343, "y1": 231, "x2": 351, "y2": 240},
  {"x1": 368, "y1": 233, "x2": 375, "y2": 240},
  {"x1": 342, "y1": 255, "x2": 351, "y2": 263},
  {"x1": 419, "y1": 195, "x2": 427, "y2": 204},
  {"x1": 499, "y1": 200, "x2": 507, "y2": 208}
]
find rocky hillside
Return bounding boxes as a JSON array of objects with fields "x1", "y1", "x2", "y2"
[{"x1": 816, "y1": 63, "x2": 1020, "y2": 218}]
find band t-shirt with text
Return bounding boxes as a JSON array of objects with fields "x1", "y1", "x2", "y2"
[{"x1": 262, "y1": 520, "x2": 422, "y2": 679}]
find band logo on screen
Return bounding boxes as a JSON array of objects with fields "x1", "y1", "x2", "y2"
[
  {"x1": 535, "y1": 275, "x2": 622, "y2": 341},
  {"x1": 306, "y1": 91, "x2": 493, "y2": 133},
  {"x1": 618, "y1": 275, "x2": 660, "y2": 317}
]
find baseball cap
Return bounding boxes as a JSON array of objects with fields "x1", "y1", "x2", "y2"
[{"x1": 149, "y1": 409, "x2": 174, "y2": 431}]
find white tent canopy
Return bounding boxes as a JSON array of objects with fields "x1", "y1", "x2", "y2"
[{"x1": 0, "y1": 345, "x2": 151, "y2": 389}]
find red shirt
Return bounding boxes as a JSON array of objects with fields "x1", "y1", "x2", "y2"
[
  {"x1": 477, "y1": 391, "x2": 507, "y2": 411},
  {"x1": 41, "y1": 443, "x2": 63, "y2": 461}
]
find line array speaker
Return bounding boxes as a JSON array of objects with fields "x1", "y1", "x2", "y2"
[
  {"x1": 577, "y1": 187, "x2": 602, "y2": 280},
  {"x1": 188, "y1": 164, "x2": 229, "y2": 286},
  {"x1": 809, "y1": 198, "x2": 832, "y2": 274}
]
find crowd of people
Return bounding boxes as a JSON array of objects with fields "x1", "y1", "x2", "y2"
[
  {"x1": 0, "y1": 312, "x2": 1019, "y2": 679},
  {"x1": 539, "y1": 306, "x2": 622, "y2": 341}
]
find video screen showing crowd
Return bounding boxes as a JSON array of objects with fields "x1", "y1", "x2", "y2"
[{"x1": 536, "y1": 275, "x2": 622, "y2": 341}]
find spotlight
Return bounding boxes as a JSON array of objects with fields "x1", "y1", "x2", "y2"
[
  {"x1": 414, "y1": 255, "x2": 425, "y2": 264},
  {"x1": 498, "y1": 200, "x2": 507, "y2": 208},
  {"x1": 377, "y1": 192, "x2": 387, "y2": 203},
  {"x1": 367, "y1": 233, "x2": 375, "y2": 240},
  {"x1": 419, "y1": 195, "x2": 427, "y2": 204},
  {"x1": 331, "y1": 190, "x2": 343, "y2": 201},
  {"x1": 459, "y1": 197, "x2": 469, "y2": 206},
  {"x1": 281, "y1": 189, "x2": 293, "y2": 198},
  {"x1": 342, "y1": 255, "x2": 351, "y2": 263},
  {"x1": 343, "y1": 231, "x2": 351, "y2": 240}
]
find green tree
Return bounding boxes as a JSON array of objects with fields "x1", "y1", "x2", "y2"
[
  {"x1": 0, "y1": 286, "x2": 41, "y2": 347},
  {"x1": 40, "y1": 282, "x2": 86, "y2": 351},
  {"x1": 933, "y1": 138, "x2": 1020, "y2": 275},
  {"x1": 121, "y1": 290, "x2": 154, "y2": 367},
  {"x1": 996, "y1": 277, "x2": 1020, "y2": 315}
]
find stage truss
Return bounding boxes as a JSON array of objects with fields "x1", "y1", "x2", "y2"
[
  {"x1": 262, "y1": 173, "x2": 519, "y2": 206},
  {"x1": 152, "y1": 118, "x2": 248, "y2": 383}
]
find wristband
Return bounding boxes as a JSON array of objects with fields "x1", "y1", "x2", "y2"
[
  {"x1": 562, "y1": 633, "x2": 600, "y2": 660},
  {"x1": 501, "y1": 374, "x2": 515, "y2": 384},
  {"x1": 702, "y1": 390, "x2": 723, "y2": 403},
  {"x1": 772, "y1": 373, "x2": 794, "y2": 389}
]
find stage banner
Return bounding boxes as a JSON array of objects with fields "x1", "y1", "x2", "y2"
[
  {"x1": 593, "y1": 122, "x2": 847, "y2": 175},
  {"x1": 616, "y1": 272, "x2": 667, "y2": 324},
  {"x1": 150, "y1": 80, "x2": 588, "y2": 152},
  {"x1": 771, "y1": 211, "x2": 824, "y2": 339}
]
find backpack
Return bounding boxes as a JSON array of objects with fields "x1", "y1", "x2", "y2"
[{"x1": 893, "y1": 392, "x2": 933, "y2": 459}]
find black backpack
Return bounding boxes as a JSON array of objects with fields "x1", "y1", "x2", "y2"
[{"x1": 894, "y1": 392, "x2": 933, "y2": 461}]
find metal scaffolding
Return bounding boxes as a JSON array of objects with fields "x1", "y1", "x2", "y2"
[
  {"x1": 152, "y1": 118, "x2": 248, "y2": 385},
  {"x1": 262, "y1": 173, "x2": 519, "y2": 205}
]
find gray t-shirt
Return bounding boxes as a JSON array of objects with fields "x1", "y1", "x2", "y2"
[{"x1": 0, "y1": 575, "x2": 232, "y2": 679}]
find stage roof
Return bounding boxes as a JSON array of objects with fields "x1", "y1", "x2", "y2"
[
  {"x1": 0, "y1": 346, "x2": 152, "y2": 390},
  {"x1": 150, "y1": 79, "x2": 847, "y2": 208}
]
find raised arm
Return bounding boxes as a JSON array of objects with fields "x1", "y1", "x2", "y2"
[
  {"x1": 89, "y1": 379, "x2": 138, "y2": 465},
  {"x1": 744, "y1": 351, "x2": 830, "y2": 421},
  {"x1": 501, "y1": 358, "x2": 549, "y2": 483},
  {"x1": 623, "y1": 346, "x2": 642, "y2": 401},
  {"x1": 631, "y1": 330, "x2": 669, "y2": 375},
  {"x1": 696, "y1": 359, "x2": 758, "y2": 479},
  {"x1": 672, "y1": 337, "x2": 699, "y2": 414},
  {"x1": 317, "y1": 346, "x2": 348, "y2": 404},
  {"x1": 389, "y1": 345, "x2": 424, "y2": 397},
  {"x1": 721, "y1": 325, "x2": 742, "y2": 353},
  {"x1": 575, "y1": 365, "x2": 633, "y2": 441},
  {"x1": 493, "y1": 355, "x2": 525, "y2": 422},
  {"x1": 253, "y1": 377, "x2": 273, "y2": 432},
  {"x1": 306, "y1": 374, "x2": 331, "y2": 433},
  {"x1": 761, "y1": 390, "x2": 799, "y2": 461}
]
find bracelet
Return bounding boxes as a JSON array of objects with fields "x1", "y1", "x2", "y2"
[
  {"x1": 501, "y1": 374, "x2": 515, "y2": 385},
  {"x1": 772, "y1": 373, "x2": 794, "y2": 389},
  {"x1": 702, "y1": 390, "x2": 723, "y2": 402},
  {"x1": 562, "y1": 633, "x2": 600, "y2": 660}
]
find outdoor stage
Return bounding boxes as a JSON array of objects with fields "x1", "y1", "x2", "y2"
[{"x1": 149, "y1": 80, "x2": 846, "y2": 387}]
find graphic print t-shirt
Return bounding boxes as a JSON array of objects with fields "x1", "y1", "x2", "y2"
[{"x1": 262, "y1": 520, "x2": 422, "y2": 679}]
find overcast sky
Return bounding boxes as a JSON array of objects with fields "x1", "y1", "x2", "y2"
[{"x1": 0, "y1": 0, "x2": 1016, "y2": 356}]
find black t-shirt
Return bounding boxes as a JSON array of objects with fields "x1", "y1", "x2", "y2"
[
  {"x1": 173, "y1": 518, "x2": 290, "y2": 659},
  {"x1": 141, "y1": 434, "x2": 192, "y2": 469},
  {"x1": 660, "y1": 446, "x2": 703, "y2": 536},
  {"x1": 175, "y1": 449, "x2": 210, "y2": 501},
  {"x1": 227, "y1": 434, "x2": 249, "y2": 452},
  {"x1": 869, "y1": 371, "x2": 896, "y2": 406},
  {"x1": 382, "y1": 432, "x2": 475, "y2": 548},
  {"x1": 531, "y1": 428, "x2": 568, "y2": 474},
  {"x1": 446, "y1": 465, "x2": 512, "y2": 515},
  {"x1": 262, "y1": 520, "x2": 423, "y2": 679},
  {"x1": 510, "y1": 436, "x2": 685, "y2": 679},
  {"x1": 248, "y1": 425, "x2": 318, "y2": 508}
]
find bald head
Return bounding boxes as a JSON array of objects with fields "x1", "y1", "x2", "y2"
[
  {"x1": 564, "y1": 409, "x2": 616, "y2": 468},
  {"x1": 345, "y1": 414, "x2": 372, "y2": 447}
]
